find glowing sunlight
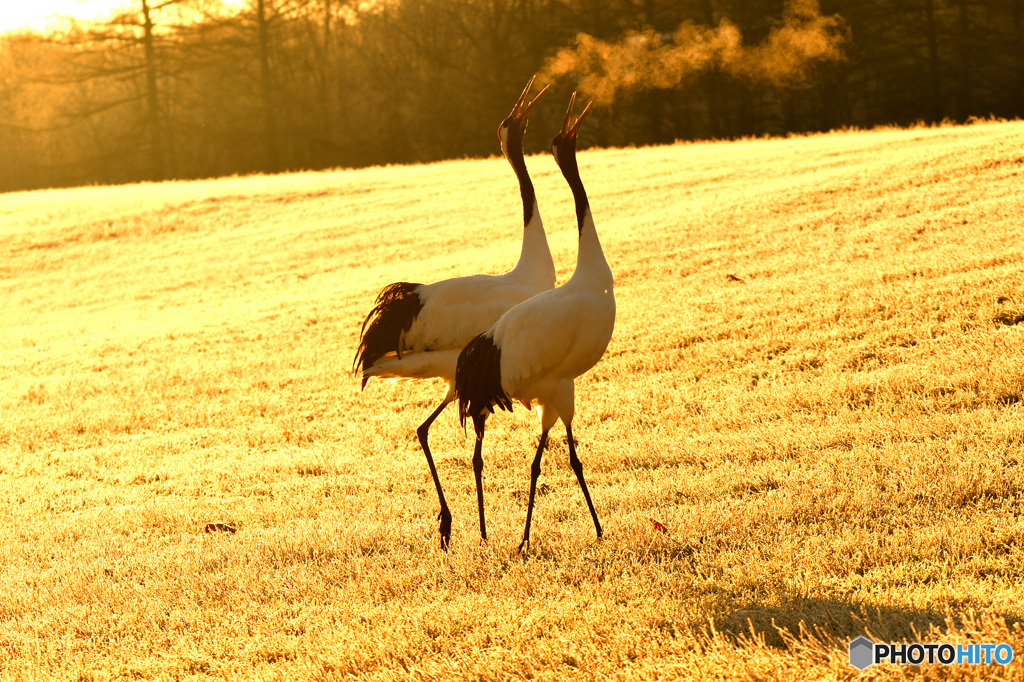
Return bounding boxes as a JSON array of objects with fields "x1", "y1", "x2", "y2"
[
  {"x1": 0, "y1": 0, "x2": 123, "y2": 32},
  {"x1": 0, "y1": 0, "x2": 244, "y2": 33}
]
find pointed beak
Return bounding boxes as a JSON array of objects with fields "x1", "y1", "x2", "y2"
[
  {"x1": 570, "y1": 100, "x2": 592, "y2": 137},
  {"x1": 521, "y1": 84, "x2": 549, "y2": 117},
  {"x1": 512, "y1": 75, "x2": 537, "y2": 117},
  {"x1": 560, "y1": 92, "x2": 591, "y2": 137},
  {"x1": 561, "y1": 91, "x2": 578, "y2": 135}
]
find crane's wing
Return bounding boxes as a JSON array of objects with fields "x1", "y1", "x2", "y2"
[
  {"x1": 491, "y1": 288, "x2": 595, "y2": 397},
  {"x1": 403, "y1": 274, "x2": 542, "y2": 353}
]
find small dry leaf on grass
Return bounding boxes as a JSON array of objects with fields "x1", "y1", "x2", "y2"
[
  {"x1": 725, "y1": 274, "x2": 746, "y2": 283},
  {"x1": 650, "y1": 519, "x2": 668, "y2": 533},
  {"x1": 203, "y1": 522, "x2": 237, "y2": 534}
]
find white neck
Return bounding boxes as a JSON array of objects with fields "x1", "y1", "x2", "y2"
[
  {"x1": 499, "y1": 126, "x2": 510, "y2": 160},
  {"x1": 568, "y1": 207, "x2": 613, "y2": 290},
  {"x1": 510, "y1": 198, "x2": 555, "y2": 288}
]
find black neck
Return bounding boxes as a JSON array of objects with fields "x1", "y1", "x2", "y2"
[
  {"x1": 507, "y1": 127, "x2": 535, "y2": 226},
  {"x1": 558, "y1": 145, "x2": 589, "y2": 234}
]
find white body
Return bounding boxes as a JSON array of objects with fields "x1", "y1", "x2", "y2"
[
  {"x1": 489, "y1": 208, "x2": 614, "y2": 430},
  {"x1": 364, "y1": 202, "x2": 555, "y2": 393}
]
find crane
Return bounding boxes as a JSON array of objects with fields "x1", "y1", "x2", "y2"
[
  {"x1": 354, "y1": 78, "x2": 555, "y2": 550},
  {"x1": 454, "y1": 93, "x2": 614, "y2": 551}
]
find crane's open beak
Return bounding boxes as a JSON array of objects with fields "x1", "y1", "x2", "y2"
[
  {"x1": 570, "y1": 101, "x2": 592, "y2": 137},
  {"x1": 500, "y1": 76, "x2": 546, "y2": 144},
  {"x1": 561, "y1": 92, "x2": 593, "y2": 137},
  {"x1": 510, "y1": 75, "x2": 547, "y2": 120},
  {"x1": 560, "y1": 91, "x2": 577, "y2": 135},
  {"x1": 520, "y1": 84, "x2": 549, "y2": 118},
  {"x1": 512, "y1": 75, "x2": 537, "y2": 116}
]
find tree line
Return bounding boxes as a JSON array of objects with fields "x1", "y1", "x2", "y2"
[{"x1": 1, "y1": 0, "x2": 1022, "y2": 193}]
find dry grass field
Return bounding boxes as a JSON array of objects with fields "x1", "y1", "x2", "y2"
[{"x1": 1, "y1": 119, "x2": 1023, "y2": 680}]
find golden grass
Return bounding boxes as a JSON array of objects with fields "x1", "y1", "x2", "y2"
[{"x1": 1, "y1": 120, "x2": 1023, "y2": 680}]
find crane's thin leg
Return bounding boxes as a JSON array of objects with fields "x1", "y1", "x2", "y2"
[
  {"x1": 472, "y1": 414, "x2": 488, "y2": 541},
  {"x1": 417, "y1": 399, "x2": 453, "y2": 551},
  {"x1": 518, "y1": 429, "x2": 550, "y2": 553},
  {"x1": 566, "y1": 423, "x2": 602, "y2": 539}
]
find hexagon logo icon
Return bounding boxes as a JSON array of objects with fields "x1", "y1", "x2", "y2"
[{"x1": 849, "y1": 636, "x2": 874, "y2": 670}]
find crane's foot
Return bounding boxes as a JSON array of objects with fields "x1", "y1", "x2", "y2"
[
  {"x1": 517, "y1": 538, "x2": 530, "y2": 555},
  {"x1": 438, "y1": 510, "x2": 452, "y2": 552}
]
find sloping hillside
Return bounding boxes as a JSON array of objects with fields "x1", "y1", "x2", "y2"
[{"x1": 1, "y1": 120, "x2": 1022, "y2": 679}]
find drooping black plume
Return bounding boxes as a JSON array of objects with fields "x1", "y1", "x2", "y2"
[
  {"x1": 354, "y1": 281, "x2": 424, "y2": 387},
  {"x1": 455, "y1": 333, "x2": 513, "y2": 426}
]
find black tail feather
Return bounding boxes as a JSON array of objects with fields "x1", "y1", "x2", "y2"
[
  {"x1": 354, "y1": 282, "x2": 424, "y2": 382},
  {"x1": 455, "y1": 333, "x2": 513, "y2": 426}
]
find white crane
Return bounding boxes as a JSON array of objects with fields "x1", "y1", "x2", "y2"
[
  {"x1": 354, "y1": 77, "x2": 555, "y2": 551},
  {"x1": 454, "y1": 93, "x2": 614, "y2": 552}
]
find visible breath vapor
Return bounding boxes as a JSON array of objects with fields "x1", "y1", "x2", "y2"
[{"x1": 543, "y1": 0, "x2": 847, "y2": 106}]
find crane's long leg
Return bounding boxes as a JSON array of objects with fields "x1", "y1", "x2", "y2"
[
  {"x1": 518, "y1": 429, "x2": 550, "y2": 553},
  {"x1": 417, "y1": 399, "x2": 453, "y2": 551},
  {"x1": 566, "y1": 423, "x2": 602, "y2": 539},
  {"x1": 471, "y1": 414, "x2": 488, "y2": 541}
]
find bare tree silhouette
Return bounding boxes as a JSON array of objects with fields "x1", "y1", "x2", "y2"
[{"x1": 3, "y1": 0, "x2": 1024, "y2": 192}]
